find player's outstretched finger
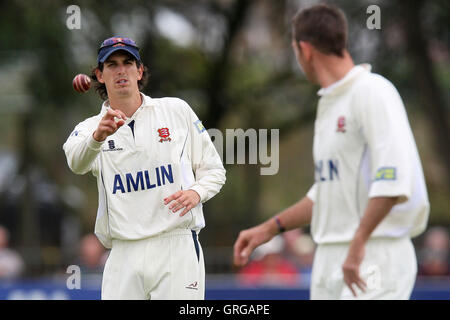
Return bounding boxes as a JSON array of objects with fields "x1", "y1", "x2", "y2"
[
  {"x1": 235, "y1": 238, "x2": 255, "y2": 267},
  {"x1": 103, "y1": 120, "x2": 118, "y2": 132},
  {"x1": 169, "y1": 201, "x2": 179, "y2": 212},
  {"x1": 239, "y1": 248, "x2": 249, "y2": 263},
  {"x1": 238, "y1": 245, "x2": 254, "y2": 267},
  {"x1": 169, "y1": 195, "x2": 185, "y2": 210},
  {"x1": 179, "y1": 204, "x2": 192, "y2": 217},
  {"x1": 116, "y1": 119, "x2": 125, "y2": 127},
  {"x1": 233, "y1": 236, "x2": 246, "y2": 266},
  {"x1": 113, "y1": 110, "x2": 127, "y2": 127},
  {"x1": 348, "y1": 283, "x2": 357, "y2": 297},
  {"x1": 233, "y1": 244, "x2": 245, "y2": 267},
  {"x1": 98, "y1": 122, "x2": 116, "y2": 135},
  {"x1": 164, "y1": 191, "x2": 182, "y2": 205},
  {"x1": 104, "y1": 108, "x2": 116, "y2": 120},
  {"x1": 115, "y1": 109, "x2": 127, "y2": 121},
  {"x1": 171, "y1": 200, "x2": 186, "y2": 213},
  {"x1": 105, "y1": 108, "x2": 126, "y2": 123},
  {"x1": 355, "y1": 278, "x2": 366, "y2": 293}
]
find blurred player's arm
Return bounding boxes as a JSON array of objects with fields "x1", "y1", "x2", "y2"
[
  {"x1": 233, "y1": 196, "x2": 313, "y2": 267},
  {"x1": 353, "y1": 196, "x2": 399, "y2": 245},
  {"x1": 343, "y1": 196, "x2": 398, "y2": 296}
]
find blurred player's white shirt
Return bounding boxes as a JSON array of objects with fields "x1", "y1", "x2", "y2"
[
  {"x1": 63, "y1": 94, "x2": 226, "y2": 248},
  {"x1": 307, "y1": 64, "x2": 429, "y2": 244}
]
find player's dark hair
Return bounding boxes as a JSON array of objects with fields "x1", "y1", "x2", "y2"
[
  {"x1": 90, "y1": 53, "x2": 149, "y2": 101},
  {"x1": 292, "y1": 4, "x2": 348, "y2": 57}
]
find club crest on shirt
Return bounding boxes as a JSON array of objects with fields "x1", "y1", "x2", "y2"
[
  {"x1": 158, "y1": 127, "x2": 172, "y2": 143},
  {"x1": 336, "y1": 116, "x2": 346, "y2": 133}
]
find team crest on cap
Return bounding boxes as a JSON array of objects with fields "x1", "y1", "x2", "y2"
[
  {"x1": 336, "y1": 116, "x2": 346, "y2": 133},
  {"x1": 158, "y1": 128, "x2": 172, "y2": 143}
]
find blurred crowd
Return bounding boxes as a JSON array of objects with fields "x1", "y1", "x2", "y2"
[
  {"x1": 74, "y1": 234, "x2": 109, "y2": 276},
  {"x1": 0, "y1": 226, "x2": 24, "y2": 279},
  {"x1": 0, "y1": 225, "x2": 108, "y2": 280},
  {"x1": 0, "y1": 223, "x2": 449, "y2": 283}
]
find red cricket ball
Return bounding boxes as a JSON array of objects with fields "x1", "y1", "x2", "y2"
[{"x1": 72, "y1": 74, "x2": 91, "y2": 93}]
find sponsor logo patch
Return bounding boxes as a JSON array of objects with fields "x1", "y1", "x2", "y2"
[
  {"x1": 374, "y1": 167, "x2": 396, "y2": 181},
  {"x1": 194, "y1": 120, "x2": 206, "y2": 134}
]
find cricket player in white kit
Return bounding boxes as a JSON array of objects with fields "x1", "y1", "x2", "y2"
[
  {"x1": 63, "y1": 37, "x2": 226, "y2": 299},
  {"x1": 233, "y1": 5, "x2": 429, "y2": 300}
]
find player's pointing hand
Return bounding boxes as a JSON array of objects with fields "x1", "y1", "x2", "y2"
[{"x1": 93, "y1": 108, "x2": 127, "y2": 142}]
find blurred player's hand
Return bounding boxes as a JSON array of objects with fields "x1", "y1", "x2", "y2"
[
  {"x1": 93, "y1": 108, "x2": 127, "y2": 142},
  {"x1": 164, "y1": 190, "x2": 201, "y2": 217},
  {"x1": 233, "y1": 224, "x2": 276, "y2": 267},
  {"x1": 342, "y1": 241, "x2": 367, "y2": 297}
]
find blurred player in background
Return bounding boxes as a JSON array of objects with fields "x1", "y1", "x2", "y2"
[
  {"x1": 0, "y1": 225, "x2": 24, "y2": 279},
  {"x1": 233, "y1": 4, "x2": 429, "y2": 300},
  {"x1": 418, "y1": 227, "x2": 450, "y2": 276},
  {"x1": 63, "y1": 37, "x2": 226, "y2": 299},
  {"x1": 77, "y1": 233, "x2": 108, "y2": 275}
]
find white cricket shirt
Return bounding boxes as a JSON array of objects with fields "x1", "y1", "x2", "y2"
[
  {"x1": 63, "y1": 93, "x2": 226, "y2": 248},
  {"x1": 307, "y1": 64, "x2": 429, "y2": 244}
]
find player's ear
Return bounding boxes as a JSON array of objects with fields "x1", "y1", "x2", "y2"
[
  {"x1": 292, "y1": 40, "x2": 302, "y2": 59},
  {"x1": 299, "y1": 41, "x2": 313, "y2": 62},
  {"x1": 291, "y1": 40, "x2": 299, "y2": 53},
  {"x1": 95, "y1": 68, "x2": 105, "y2": 84},
  {"x1": 137, "y1": 63, "x2": 143, "y2": 81}
]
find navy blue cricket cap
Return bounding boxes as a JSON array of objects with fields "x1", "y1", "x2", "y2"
[{"x1": 97, "y1": 36, "x2": 141, "y2": 64}]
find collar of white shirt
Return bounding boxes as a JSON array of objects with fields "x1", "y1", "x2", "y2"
[{"x1": 317, "y1": 63, "x2": 371, "y2": 97}]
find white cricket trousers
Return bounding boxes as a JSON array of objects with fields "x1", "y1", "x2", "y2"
[
  {"x1": 310, "y1": 236, "x2": 417, "y2": 300},
  {"x1": 101, "y1": 228, "x2": 205, "y2": 300}
]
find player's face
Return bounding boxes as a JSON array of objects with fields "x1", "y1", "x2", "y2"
[{"x1": 96, "y1": 51, "x2": 143, "y2": 98}]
